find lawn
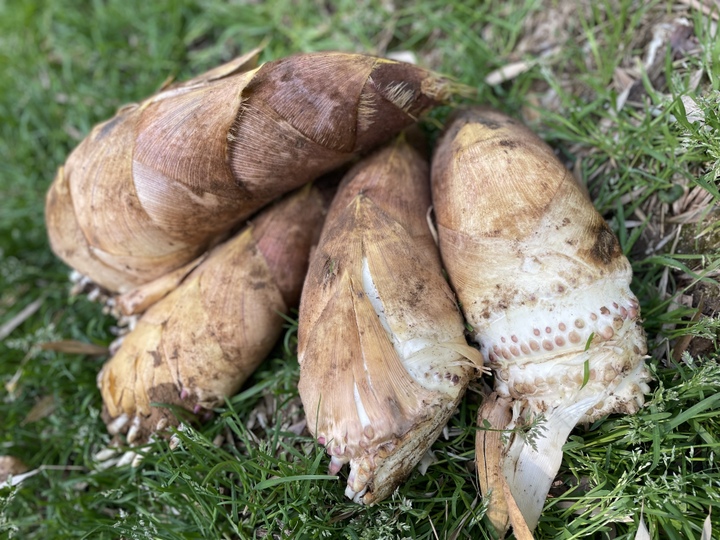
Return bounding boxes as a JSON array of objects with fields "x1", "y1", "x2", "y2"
[{"x1": 1, "y1": 0, "x2": 719, "y2": 538}]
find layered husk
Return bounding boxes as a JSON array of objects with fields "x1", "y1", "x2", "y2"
[
  {"x1": 46, "y1": 50, "x2": 464, "y2": 293},
  {"x1": 297, "y1": 137, "x2": 484, "y2": 505},
  {"x1": 97, "y1": 185, "x2": 326, "y2": 443},
  {"x1": 431, "y1": 107, "x2": 651, "y2": 536}
]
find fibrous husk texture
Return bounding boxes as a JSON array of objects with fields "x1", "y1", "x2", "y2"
[
  {"x1": 98, "y1": 186, "x2": 326, "y2": 444},
  {"x1": 46, "y1": 50, "x2": 461, "y2": 293},
  {"x1": 431, "y1": 107, "x2": 651, "y2": 535},
  {"x1": 297, "y1": 137, "x2": 484, "y2": 505}
]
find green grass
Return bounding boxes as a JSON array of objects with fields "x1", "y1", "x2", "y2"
[{"x1": 1, "y1": 0, "x2": 720, "y2": 538}]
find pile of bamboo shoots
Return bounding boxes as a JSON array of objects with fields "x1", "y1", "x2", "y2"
[{"x1": 45, "y1": 49, "x2": 651, "y2": 536}]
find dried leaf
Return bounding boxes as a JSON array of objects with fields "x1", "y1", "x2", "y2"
[
  {"x1": 476, "y1": 392, "x2": 513, "y2": 536},
  {"x1": 501, "y1": 479, "x2": 536, "y2": 540},
  {"x1": 0, "y1": 297, "x2": 43, "y2": 341},
  {"x1": 417, "y1": 449, "x2": 437, "y2": 475},
  {"x1": 0, "y1": 456, "x2": 28, "y2": 483},
  {"x1": 40, "y1": 340, "x2": 108, "y2": 356},
  {"x1": 677, "y1": 0, "x2": 720, "y2": 21},
  {"x1": 680, "y1": 95, "x2": 705, "y2": 124},
  {"x1": 22, "y1": 395, "x2": 57, "y2": 425},
  {"x1": 0, "y1": 462, "x2": 85, "y2": 489},
  {"x1": 0, "y1": 468, "x2": 38, "y2": 489},
  {"x1": 485, "y1": 60, "x2": 536, "y2": 85}
]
